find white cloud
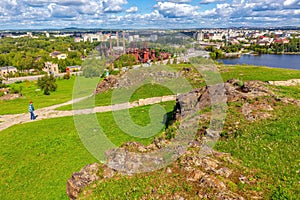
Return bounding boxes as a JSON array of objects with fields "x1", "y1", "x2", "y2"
[
  {"x1": 103, "y1": 0, "x2": 128, "y2": 13},
  {"x1": 154, "y1": 1, "x2": 199, "y2": 18},
  {"x1": 126, "y1": 6, "x2": 138, "y2": 13},
  {"x1": 200, "y1": 0, "x2": 225, "y2": 4},
  {"x1": 164, "y1": 0, "x2": 192, "y2": 2},
  {"x1": 283, "y1": 0, "x2": 297, "y2": 6},
  {"x1": 0, "y1": 0, "x2": 299, "y2": 29}
]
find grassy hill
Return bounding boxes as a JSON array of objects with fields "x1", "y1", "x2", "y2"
[{"x1": 0, "y1": 64, "x2": 299, "y2": 199}]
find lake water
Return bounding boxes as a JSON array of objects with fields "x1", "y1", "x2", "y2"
[{"x1": 219, "y1": 54, "x2": 300, "y2": 70}]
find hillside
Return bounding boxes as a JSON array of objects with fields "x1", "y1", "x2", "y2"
[{"x1": 0, "y1": 64, "x2": 299, "y2": 199}]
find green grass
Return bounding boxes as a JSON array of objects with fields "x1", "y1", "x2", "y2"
[
  {"x1": 1, "y1": 64, "x2": 300, "y2": 199},
  {"x1": 216, "y1": 104, "x2": 300, "y2": 199},
  {"x1": 273, "y1": 85, "x2": 300, "y2": 100},
  {"x1": 0, "y1": 101, "x2": 175, "y2": 200},
  {"x1": 0, "y1": 117, "x2": 97, "y2": 200},
  {"x1": 80, "y1": 169, "x2": 200, "y2": 200},
  {"x1": 57, "y1": 83, "x2": 174, "y2": 111},
  {"x1": 0, "y1": 76, "x2": 99, "y2": 115},
  {"x1": 97, "y1": 101, "x2": 175, "y2": 146},
  {"x1": 221, "y1": 65, "x2": 300, "y2": 82}
]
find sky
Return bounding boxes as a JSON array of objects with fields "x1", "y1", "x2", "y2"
[{"x1": 0, "y1": 0, "x2": 299, "y2": 29}]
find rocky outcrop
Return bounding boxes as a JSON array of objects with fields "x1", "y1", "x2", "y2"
[
  {"x1": 181, "y1": 150, "x2": 247, "y2": 199},
  {"x1": 66, "y1": 163, "x2": 117, "y2": 199},
  {"x1": 66, "y1": 163, "x2": 100, "y2": 200},
  {"x1": 94, "y1": 75, "x2": 118, "y2": 94},
  {"x1": 174, "y1": 79, "x2": 283, "y2": 123},
  {"x1": 0, "y1": 93, "x2": 22, "y2": 100},
  {"x1": 269, "y1": 79, "x2": 300, "y2": 86},
  {"x1": 67, "y1": 78, "x2": 296, "y2": 199},
  {"x1": 242, "y1": 102, "x2": 273, "y2": 121}
]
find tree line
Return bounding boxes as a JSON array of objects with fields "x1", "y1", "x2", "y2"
[{"x1": 0, "y1": 36, "x2": 100, "y2": 73}]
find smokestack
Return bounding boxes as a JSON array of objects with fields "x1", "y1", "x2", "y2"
[
  {"x1": 123, "y1": 31, "x2": 126, "y2": 54},
  {"x1": 116, "y1": 31, "x2": 119, "y2": 48},
  {"x1": 109, "y1": 31, "x2": 112, "y2": 55}
]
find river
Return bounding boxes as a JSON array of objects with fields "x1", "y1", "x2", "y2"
[{"x1": 218, "y1": 54, "x2": 300, "y2": 70}]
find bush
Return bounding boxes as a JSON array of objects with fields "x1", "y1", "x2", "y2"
[
  {"x1": 270, "y1": 186, "x2": 291, "y2": 200},
  {"x1": 37, "y1": 74, "x2": 57, "y2": 95},
  {"x1": 63, "y1": 72, "x2": 70, "y2": 80},
  {"x1": 10, "y1": 86, "x2": 20, "y2": 94},
  {"x1": 164, "y1": 126, "x2": 176, "y2": 140},
  {"x1": 0, "y1": 78, "x2": 6, "y2": 89}
]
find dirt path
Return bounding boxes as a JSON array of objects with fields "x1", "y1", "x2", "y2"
[{"x1": 0, "y1": 95, "x2": 176, "y2": 132}]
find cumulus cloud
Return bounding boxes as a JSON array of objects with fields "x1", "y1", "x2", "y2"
[
  {"x1": 283, "y1": 0, "x2": 297, "y2": 6},
  {"x1": 154, "y1": 1, "x2": 199, "y2": 18},
  {"x1": 103, "y1": 0, "x2": 128, "y2": 13},
  {"x1": 0, "y1": 0, "x2": 299, "y2": 29},
  {"x1": 199, "y1": 0, "x2": 225, "y2": 4},
  {"x1": 163, "y1": 0, "x2": 192, "y2": 2},
  {"x1": 126, "y1": 6, "x2": 138, "y2": 13}
]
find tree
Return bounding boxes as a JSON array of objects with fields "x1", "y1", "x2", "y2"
[
  {"x1": 82, "y1": 51, "x2": 106, "y2": 78},
  {"x1": 37, "y1": 74, "x2": 57, "y2": 95},
  {"x1": 172, "y1": 57, "x2": 177, "y2": 64}
]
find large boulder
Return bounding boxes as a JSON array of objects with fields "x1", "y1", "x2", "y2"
[
  {"x1": 94, "y1": 75, "x2": 118, "y2": 94},
  {"x1": 66, "y1": 163, "x2": 100, "y2": 200}
]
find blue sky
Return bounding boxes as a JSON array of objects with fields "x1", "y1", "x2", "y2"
[{"x1": 0, "y1": 0, "x2": 299, "y2": 29}]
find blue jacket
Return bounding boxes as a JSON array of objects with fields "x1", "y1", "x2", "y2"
[{"x1": 28, "y1": 104, "x2": 34, "y2": 112}]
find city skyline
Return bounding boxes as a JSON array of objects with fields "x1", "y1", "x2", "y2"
[{"x1": 0, "y1": 0, "x2": 299, "y2": 30}]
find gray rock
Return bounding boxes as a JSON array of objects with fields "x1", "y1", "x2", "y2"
[
  {"x1": 186, "y1": 169, "x2": 205, "y2": 182},
  {"x1": 199, "y1": 175, "x2": 227, "y2": 191},
  {"x1": 66, "y1": 163, "x2": 100, "y2": 200}
]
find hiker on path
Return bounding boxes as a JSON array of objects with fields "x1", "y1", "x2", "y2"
[{"x1": 28, "y1": 101, "x2": 36, "y2": 120}]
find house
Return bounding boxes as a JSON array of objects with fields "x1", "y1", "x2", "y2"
[
  {"x1": 0, "y1": 66, "x2": 18, "y2": 77},
  {"x1": 74, "y1": 37, "x2": 83, "y2": 43},
  {"x1": 66, "y1": 66, "x2": 81, "y2": 72},
  {"x1": 43, "y1": 62, "x2": 59, "y2": 75},
  {"x1": 50, "y1": 51, "x2": 67, "y2": 60},
  {"x1": 82, "y1": 33, "x2": 108, "y2": 43},
  {"x1": 275, "y1": 38, "x2": 289, "y2": 44}
]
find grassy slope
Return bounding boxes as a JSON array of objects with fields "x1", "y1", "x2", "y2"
[
  {"x1": 0, "y1": 117, "x2": 96, "y2": 200},
  {"x1": 0, "y1": 76, "x2": 99, "y2": 115},
  {"x1": 219, "y1": 65, "x2": 300, "y2": 198},
  {"x1": 216, "y1": 104, "x2": 300, "y2": 198},
  {"x1": 80, "y1": 104, "x2": 300, "y2": 200},
  {"x1": 81, "y1": 65, "x2": 300, "y2": 199},
  {"x1": 221, "y1": 65, "x2": 300, "y2": 82},
  {"x1": 57, "y1": 83, "x2": 174, "y2": 111},
  {"x1": 0, "y1": 101, "x2": 175, "y2": 200},
  {"x1": 1, "y1": 64, "x2": 300, "y2": 199}
]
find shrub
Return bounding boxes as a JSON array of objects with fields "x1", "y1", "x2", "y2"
[
  {"x1": 237, "y1": 80, "x2": 244, "y2": 87},
  {"x1": 10, "y1": 86, "x2": 20, "y2": 94},
  {"x1": 63, "y1": 72, "x2": 70, "y2": 80},
  {"x1": 165, "y1": 126, "x2": 176, "y2": 140},
  {"x1": 37, "y1": 74, "x2": 57, "y2": 95},
  {"x1": 0, "y1": 78, "x2": 6, "y2": 89},
  {"x1": 270, "y1": 186, "x2": 291, "y2": 200}
]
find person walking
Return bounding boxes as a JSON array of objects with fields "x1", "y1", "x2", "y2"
[{"x1": 28, "y1": 101, "x2": 36, "y2": 120}]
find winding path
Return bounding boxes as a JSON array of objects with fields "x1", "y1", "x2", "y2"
[{"x1": 0, "y1": 95, "x2": 176, "y2": 132}]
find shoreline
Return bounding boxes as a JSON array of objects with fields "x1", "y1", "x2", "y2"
[
  {"x1": 241, "y1": 52, "x2": 300, "y2": 56},
  {"x1": 218, "y1": 63, "x2": 300, "y2": 71}
]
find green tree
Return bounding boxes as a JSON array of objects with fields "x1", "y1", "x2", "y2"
[
  {"x1": 37, "y1": 74, "x2": 57, "y2": 95},
  {"x1": 82, "y1": 51, "x2": 106, "y2": 78},
  {"x1": 172, "y1": 57, "x2": 177, "y2": 64}
]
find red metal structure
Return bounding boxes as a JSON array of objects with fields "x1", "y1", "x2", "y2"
[{"x1": 126, "y1": 48, "x2": 171, "y2": 63}]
